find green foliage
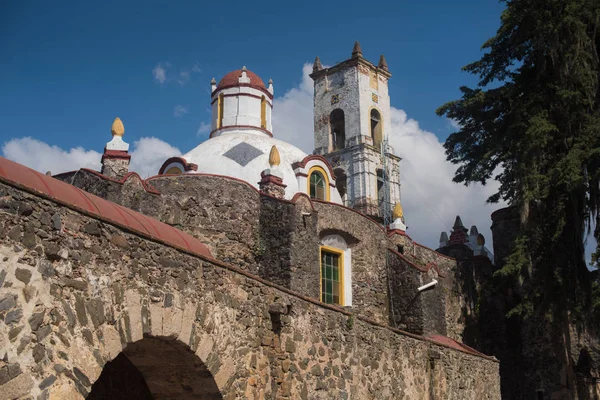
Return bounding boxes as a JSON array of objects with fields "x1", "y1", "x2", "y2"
[
  {"x1": 346, "y1": 314, "x2": 355, "y2": 330},
  {"x1": 437, "y1": 0, "x2": 600, "y2": 318}
]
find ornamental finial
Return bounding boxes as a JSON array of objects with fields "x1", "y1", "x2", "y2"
[
  {"x1": 111, "y1": 117, "x2": 124, "y2": 137},
  {"x1": 269, "y1": 145, "x2": 280, "y2": 167},
  {"x1": 393, "y1": 202, "x2": 403, "y2": 220}
]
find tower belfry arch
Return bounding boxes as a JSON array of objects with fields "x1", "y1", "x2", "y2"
[{"x1": 310, "y1": 42, "x2": 401, "y2": 221}]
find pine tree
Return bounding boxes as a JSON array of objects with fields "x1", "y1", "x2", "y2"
[{"x1": 437, "y1": 0, "x2": 600, "y2": 317}]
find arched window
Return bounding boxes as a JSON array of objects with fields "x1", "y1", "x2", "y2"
[
  {"x1": 260, "y1": 96, "x2": 267, "y2": 128},
  {"x1": 370, "y1": 109, "x2": 382, "y2": 149},
  {"x1": 310, "y1": 171, "x2": 326, "y2": 200},
  {"x1": 164, "y1": 167, "x2": 182, "y2": 175},
  {"x1": 308, "y1": 167, "x2": 329, "y2": 201},
  {"x1": 329, "y1": 109, "x2": 345, "y2": 151},
  {"x1": 217, "y1": 93, "x2": 225, "y2": 128}
]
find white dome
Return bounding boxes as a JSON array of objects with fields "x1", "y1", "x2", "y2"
[{"x1": 182, "y1": 131, "x2": 307, "y2": 199}]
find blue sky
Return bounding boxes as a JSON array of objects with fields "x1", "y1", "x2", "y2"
[{"x1": 0, "y1": 0, "x2": 505, "y2": 152}]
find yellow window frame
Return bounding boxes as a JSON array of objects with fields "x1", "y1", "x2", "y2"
[
  {"x1": 307, "y1": 166, "x2": 330, "y2": 201},
  {"x1": 319, "y1": 245, "x2": 344, "y2": 306}
]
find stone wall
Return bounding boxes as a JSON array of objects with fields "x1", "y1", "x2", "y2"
[
  {"x1": 0, "y1": 181, "x2": 501, "y2": 399},
  {"x1": 61, "y1": 169, "x2": 478, "y2": 343},
  {"x1": 387, "y1": 250, "x2": 446, "y2": 335}
]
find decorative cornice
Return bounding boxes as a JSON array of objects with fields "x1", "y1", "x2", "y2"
[
  {"x1": 209, "y1": 125, "x2": 273, "y2": 138},
  {"x1": 211, "y1": 83, "x2": 274, "y2": 100}
]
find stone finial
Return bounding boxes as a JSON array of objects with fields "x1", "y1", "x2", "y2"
[
  {"x1": 210, "y1": 77, "x2": 217, "y2": 92},
  {"x1": 313, "y1": 56, "x2": 323, "y2": 72},
  {"x1": 269, "y1": 146, "x2": 280, "y2": 167},
  {"x1": 239, "y1": 66, "x2": 250, "y2": 84},
  {"x1": 210, "y1": 77, "x2": 216, "y2": 84},
  {"x1": 352, "y1": 41, "x2": 363, "y2": 58},
  {"x1": 470, "y1": 225, "x2": 479, "y2": 236},
  {"x1": 453, "y1": 216, "x2": 465, "y2": 230},
  {"x1": 439, "y1": 231, "x2": 449, "y2": 244},
  {"x1": 268, "y1": 78, "x2": 274, "y2": 95},
  {"x1": 390, "y1": 201, "x2": 407, "y2": 232},
  {"x1": 111, "y1": 117, "x2": 125, "y2": 137},
  {"x1": 378, "y1": 54, "x2": 388, "y2": 71},
  {"x1": 392, "y1": 202, "x2": 403, "y2": 220}
]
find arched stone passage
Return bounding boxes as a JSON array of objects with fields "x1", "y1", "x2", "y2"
[{"x1": 88, "y1": 337, "x2": 222, "y2": 400}]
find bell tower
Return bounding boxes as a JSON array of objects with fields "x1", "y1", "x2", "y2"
[{"x1": 310, "y1": 42, "x2": 401, "y2": 220}]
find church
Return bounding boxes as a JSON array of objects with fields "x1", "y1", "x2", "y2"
[{"x1": 0, "y1": 43, "x2": 504, "y2": 399}]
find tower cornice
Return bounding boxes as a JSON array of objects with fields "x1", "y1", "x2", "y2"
[{"x1": 309, "y1": 56, "x2": 392, "y2": 81}]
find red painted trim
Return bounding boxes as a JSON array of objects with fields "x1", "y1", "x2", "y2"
[
  {"x1": 80, "y1": 169, "x2": 161, "y2": 195},
  {"x1": 386, "y1": 230, "x2": 457, "y2": 262},
  {"x1": 212, "y1": 83, "x2": 273, "y2": 100},
  {"x1": 158, "y1": 157, "x2": 198, "y2": 175},
  {"x1": 209, "y1": 125, "x2": 273, "y2": 138},
  {"x1": 414, "y1": 242, "x2": 456, "y2": 261},
  {"x1": 259, "y1": 173, "x2": 287, "y2": 187},
  {"x1": 291, "y1": 155, "x2": 336, "y2": 179},
  {"x1": 210, "y1": 92, "x2": 274, "y2": 104},
  {"x1": 388, "y1": 248, "x2": 446, "y2": 278},
  {"x1": 102, "y1": 149, "x2": 131, "y2": 162},
  {"x1": 311, "y1": 199, "x2": 386, "y2": 234},
  {"x1": 295, "y1": 172, "x2": 308, "y2": 178}
]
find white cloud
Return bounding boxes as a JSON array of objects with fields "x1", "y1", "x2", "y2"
[
  {"x1": 272, "y1": 63, "x2": 315, "y2": 152},
  {"x1": 272, "y1": 63, "x2": 505, "y2": 251},
  {"x1": 2, "y1": 137, "x2": 102, "y2": 175},
  {"x1": 174, "y1": 105, "x2": 189, "y2": 117},
  {"x1": 128, "y1": 137, "x2": 181, "y2": 178},
  {"x1": 196, "y1": 121, "x2": 211, "y2": 136},
  {"x1": 152, "y1": 62, "x2": 170, "y2": 84},
  {"x1": 448, "y1": 118, "x2": 461, "y2": 130},
  {"x1": 2, "y1": 137, "x2": 181, "y2": 179},
  {"x1": 177, "y1": 71, "x2": 190, "y2": 86}
]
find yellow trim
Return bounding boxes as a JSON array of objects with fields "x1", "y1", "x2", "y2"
[
  {"x1": 307, "y1": 166, "x2": 330, "y2": 201},
  {"x1": 260, "y1": 96, "x2": 267, "y2": 128},
  {"x1": 217, "y1": 93, "x2": 224, "y2": 128},
  {"x1": 319, "y1": 245, "x2": 345, "y2": 306},
  {"x1": 164, "y1": 167, "x2": 182, "y2": 175}
]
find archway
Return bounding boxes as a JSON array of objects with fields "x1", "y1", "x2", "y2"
[{"x1": 88, "y1": 337, "x2": 222, "y2": 399}]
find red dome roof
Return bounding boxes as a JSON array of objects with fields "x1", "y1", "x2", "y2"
[{"x1": 217, "y1": 69, "x2": 265, "y2": 89}]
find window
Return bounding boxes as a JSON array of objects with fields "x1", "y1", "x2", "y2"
[
  {"x1": 164, "y1": 167, "x2": 182, "y2": 175},
  {"x1": 370, "y1": 109, "x2": 382, "y2": 149},
  {"x1": 309, "y1": 168, "x2": 329, "y2": 200},
  {"x1": 321, "y1": 247, "x2": 343, "y2": 305},
  {"x1": 329, "y1": 109, "x2": 345, "y2": 151},
  {"x1": 217, "y1": 93, "x2": 225, "y2": 128},
  {"x1": 260, "y1": 96, "x2": 267, "y2": 128}
]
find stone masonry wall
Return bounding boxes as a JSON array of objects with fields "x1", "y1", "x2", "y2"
[
  {"x1": 313, "y1": 202, "x2": 390, "y2": 324},
  {"x1": 0, "y1": 181, "x2": 500, "y2": 399}
]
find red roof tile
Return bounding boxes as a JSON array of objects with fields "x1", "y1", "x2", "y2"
[
  {"x1": 217, "y1": 69, "x2": 265, "y2": 89},
  {"x1": 0, "y1": 157, "x2": 213, "y2": 260}
]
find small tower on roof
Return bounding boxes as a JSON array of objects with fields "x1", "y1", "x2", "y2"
[
  {"x1": 101, "y1": 117, "x2": 131, "y2": 179},
  {"x1": 310, "y1": 42, "x2": 401, "y2": 219},
  {"x1": 210, "y1": 67, "x2": 274, "y2": 138}
]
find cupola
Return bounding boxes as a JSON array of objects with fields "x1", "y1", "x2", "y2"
[{"x1": 210, "y1": 67, "x2": 274, "y2": 138}]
